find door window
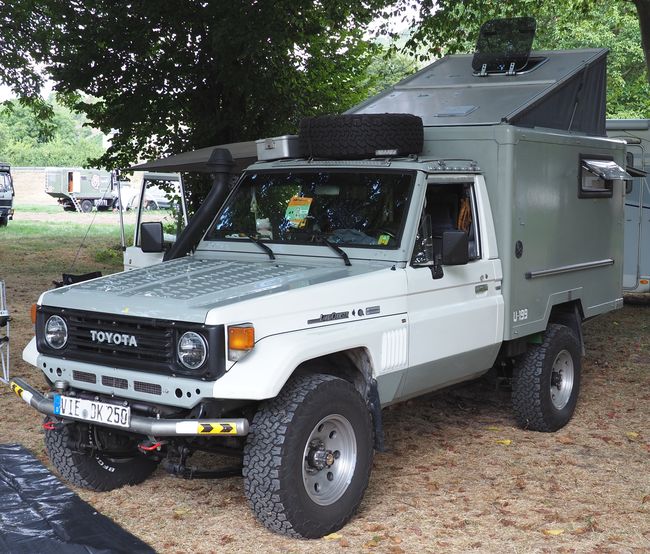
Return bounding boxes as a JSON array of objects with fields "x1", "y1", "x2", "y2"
[{"x1": 411, "y1": 182, "x2": 480, "y2": 265}]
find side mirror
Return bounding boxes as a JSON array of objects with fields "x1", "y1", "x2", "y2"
[
  {"x1": 140, "y1": 221, "x2": 164, "y2": 253},
  {"x1": 441, "y1": 231, "x2": 469, "y2": 265}
]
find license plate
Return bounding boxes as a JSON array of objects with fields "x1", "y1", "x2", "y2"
[{"x1": 53, "y1": 395, "x2": 130, "y2": 428}]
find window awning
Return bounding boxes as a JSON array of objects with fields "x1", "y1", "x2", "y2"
[{"x1": 582, "y1": 159, "x2": 632, "y2": 181}]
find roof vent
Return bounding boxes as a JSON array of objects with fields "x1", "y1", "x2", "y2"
[{"x1": 472, "y1": 17, "x2": 537, "y2": 76}]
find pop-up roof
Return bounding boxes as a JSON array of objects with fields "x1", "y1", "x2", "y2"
[{"x1": 349, "y1": 47, "x2": 608, "y2": 136}]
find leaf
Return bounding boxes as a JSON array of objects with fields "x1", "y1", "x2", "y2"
[
  {"x1": 625, "y1": 431, "x2": 640, "y2": 440},
  {"x1": 495, "y1": 439, "x2": 512, "y2": 446},
  {"x1": 363, "y1": 536, "x2": 383, "y2": 548},
  {"x1": 485, "y1": 426, "x2": 501, "y2": 431},
  {"x1": 323, "y1": 533, "x2": 343, "y2": 541},
  {"x1": 543, "y1": 529, "x2": 565, "y2": 536}
]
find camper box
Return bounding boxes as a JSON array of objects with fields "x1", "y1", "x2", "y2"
[
  {"x1": 44, "y1": 167, "x2": 113, "y2": 212},
  {"x1": 349, "y1": 47, "x2": 625, "y2": 341},
  {"x1": 606, "y1": 119, "x2": 650, "y2": 292}
]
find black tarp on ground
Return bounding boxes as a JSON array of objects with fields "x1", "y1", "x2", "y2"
[{"x1": 0, "y1": 443, "x2": 155, "y2": 554}]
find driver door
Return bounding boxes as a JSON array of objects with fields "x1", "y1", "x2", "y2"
[{"x1": 399, "y1": 177, "x2": 503, "y2": 400}]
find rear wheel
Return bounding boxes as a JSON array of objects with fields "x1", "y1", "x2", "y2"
[
  {"x1": 512, "y1": 324, "x2": 582, "y2": 432},
  {"x1": 243, "y1": 374, "x2": 374, "y2": 538},
  {"x1": 44, "y1": 419, "x2": 158, "y2": 491},
  {"x1": 80, "y1": 199, "x2": 94, "y2": 213}
]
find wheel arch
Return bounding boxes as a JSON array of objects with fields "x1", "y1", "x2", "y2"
[
  {"x1": 290, "y1": 347, "x2": 385, "y2": 451},
  {"x1": 548, "y1": 300, "x2": 585, "y2": 355}
]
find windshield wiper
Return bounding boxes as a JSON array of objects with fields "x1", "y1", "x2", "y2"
[
  {"x1": 228, "y1": 231, "x2": 275, "y2": 260},
  {"x1": 314, "y1": 234, "x2": 351, "y2": 266}
]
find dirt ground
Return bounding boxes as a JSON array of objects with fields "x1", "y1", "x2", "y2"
[{"x1": 0, "y1": 205, "x2": 648, "y2": 553}]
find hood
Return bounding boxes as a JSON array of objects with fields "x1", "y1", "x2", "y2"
[{"x1": 41, "y1": 257, "x2": 385, "y2": 323}]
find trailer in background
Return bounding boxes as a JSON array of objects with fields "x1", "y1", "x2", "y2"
[
  {"x1": 606, "y1": 119, "x2": 650, "y2": 293},
  {"x1": 45, "y1": 167, "x2": 113, "y2": 212}
]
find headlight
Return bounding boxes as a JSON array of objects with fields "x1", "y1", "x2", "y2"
[
  {"x1": 177, "y1": 331, "x2": 208, "y2": 370},
  {"x1": 45, "y1": 315, "x2": 68, "y2": 349}
]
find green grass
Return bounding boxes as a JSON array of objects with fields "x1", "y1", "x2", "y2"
[
  {"x1": 0, "y1": 220, "x2": 134, "y2": 241},
  {"x1": 14, "y1": 204, "x2": 61, "y2": 214}
]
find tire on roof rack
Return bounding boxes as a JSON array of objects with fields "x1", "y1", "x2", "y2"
[{"x1": 299, "y1": 113, "x2": 423, "y2": 160}]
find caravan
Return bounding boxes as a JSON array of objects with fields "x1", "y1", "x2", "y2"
[{"x1": 606, "y1": 119, "x2": 650, "y2": 293}]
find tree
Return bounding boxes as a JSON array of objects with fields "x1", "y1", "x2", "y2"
[
  {"x1": 0, "y1": 99, "x2": 105, "y2": 166},
  {"x1": 0, "y1": 1, "x2": 390, "y2": 170}
]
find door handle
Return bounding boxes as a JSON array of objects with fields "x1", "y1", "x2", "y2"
[{"x1": 475, "y1": 284, "x2": 488, "y2": 294}]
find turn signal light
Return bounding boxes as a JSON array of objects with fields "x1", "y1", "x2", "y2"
[
  {"x1": 228, "y1": 325, "x2": 255, "y2": 362},
  {"x1": 30, "y1": 304, "x2": 37, "y2": 325}
]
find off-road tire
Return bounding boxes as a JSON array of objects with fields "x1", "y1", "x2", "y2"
[
  {"x1": 512, "y1": 324, "x2": 582, "y2": 432},
  {"x1": 0, "y1": 215, "x2": 7, "y2": 227},
  {"x1": 44, "y1": 418, "x2": 158, "y2": 491},
  {"x1": 243, "y1": 374, "x2": 374, "y2": 538},
  {"x1": 299, "y1": 113, "x2": 423, "y2": 159},
  {"x1": 80, "y1": 199, "x2": 94, "y2": 213}
]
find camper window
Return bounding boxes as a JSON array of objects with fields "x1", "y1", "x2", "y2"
[{"x1": 579, "y1": 157, "x2": 630, "y2": 199}]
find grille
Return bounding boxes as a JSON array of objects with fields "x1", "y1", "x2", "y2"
[
  {"x1": 102, "y1": 376, "x2": 128, "y2": 389},
  {"x1": 65, "y1": 312, "x2": 174, "y2": 370},
  {"x1": 37, "y1": 308, "x2": 226, "y2": 380},
  {"x1": 0, "y1": 200, "x2": 11, "y2": 207},
  {"x1": 134, "y1": 381, "x2": 162, "y2": 395},
  {"x1": 73, "y1": 370, "x2": 97, "y2": 384}
]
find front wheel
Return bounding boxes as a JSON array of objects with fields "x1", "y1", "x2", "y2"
[
  {"x1": 0, "y1": 215, "x2": 7, "y2": 227},
  {"x1": 512, "y1": 323, "x2": 582, "y2": 432},
  {"x1": 44, "y1": 419, "x2": 158, "y2": 491},
  {"x1": 243, "y1": 374, "x2": 374, "y2": 538}
]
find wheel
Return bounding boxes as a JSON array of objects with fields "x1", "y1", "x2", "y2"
[
  {"x1": 80, "y1": 199, "x2": 94, "y2": 213},
  {"x1": 0, "y1": 215, "x2": 7, "y2": 227},
  {"x1": 512, "y1": 323, "x2": 582, "y2": 432},
  {"x1": 299, "y1": 113, "x2": 423, "y2": 159},
  {"x1": 243, "y1": 374, "x2": 374, "y2": 538},
  {"x1": 44, "y1": 419, "x2": 158, "y2": 491},
  {"x1": 144, "y1": 200, "x2": 159, "y2": 211}
]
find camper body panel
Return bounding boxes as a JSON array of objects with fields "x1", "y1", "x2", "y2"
[{"x1": 422, "y1": 124, "x2": 625, "y2": 340}]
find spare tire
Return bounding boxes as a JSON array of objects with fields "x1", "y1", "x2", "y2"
[{"x1": 299, "y1": 113, "x2": 423, "y2": 160}]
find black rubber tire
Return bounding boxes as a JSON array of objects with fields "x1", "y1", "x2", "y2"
[
  {"x1": 243, "y1": 374, "x2": 374, "y2": 538},
  {"x1": 299, "y1": 113, "x2": 423, "y2": 159},
  {"x1": 44, "y1": 419, "x2": 158, "y2": 491},
  {"x1": 80, "y1": 199, "x2": 94, "y2": 213},
  {"x1": 0, "y1": 215, "x2": 7, "y2": 227},
  {"x1": 512, "y1": 324, "x2": 582, "y2": 432}
]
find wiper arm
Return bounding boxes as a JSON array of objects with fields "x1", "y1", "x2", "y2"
[
  {"x1": 314, "y1": 234, "x2": 351, "y2": 266},
  {"x1": 229, "y1": 230, "x2": 275, "y2": 260}
]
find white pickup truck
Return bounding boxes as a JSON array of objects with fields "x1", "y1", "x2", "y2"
[{"x1": 12, "y1": 35, "x2": 629, "y2": 539}]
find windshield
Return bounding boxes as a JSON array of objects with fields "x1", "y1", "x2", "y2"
[
  {"x1": 0, "y1": 174, "x2": 12, "y2": 194},
  {"x1": 205, "y1": 170, "x2": 414, "y2": 249}
]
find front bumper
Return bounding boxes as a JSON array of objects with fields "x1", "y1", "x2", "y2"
[{"x1": 10, "y1": 377, "x2": 249, "y2": 437}]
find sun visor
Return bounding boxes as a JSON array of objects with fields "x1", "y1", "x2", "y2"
[{"x1": 581, "y1": 159, "x2": 633, "y2": 181}]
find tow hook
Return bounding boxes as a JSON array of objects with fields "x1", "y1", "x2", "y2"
[
  {"x1": 43, "y1": 418, "x2": 64, "y2": 432},
  {"x1": 138, "y1": 439, "x2": 165, "y2": 452}
]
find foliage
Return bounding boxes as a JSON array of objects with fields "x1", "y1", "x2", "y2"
[
  {"x1": 0, "y1": 1, "x2": 389, "y2": 171},
  {"x1": 0, "y1": 99, "x2": 105, "y2": 166}
]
